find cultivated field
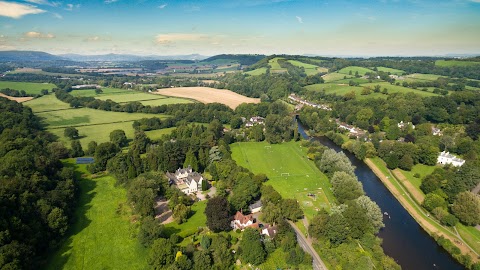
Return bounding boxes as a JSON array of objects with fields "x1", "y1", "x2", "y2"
[
  {"x1": 231, "y1": 141, "x2": 335, "y2": 220},
  {"x1": 0, "y1": 81, "x2": 56, "y2": 95},
  {"x1": 0, "y1": 93, "x2": 33, "y2": 102},
  {"x1": 46, "y1": 161, "x2": 147, "y2": 270},
  {"x1": 71, "y1": 88, "x2": 193, "y2": 105},
  {"x1": 155, "y1": 87, "x2": 260, "y2": 109}
]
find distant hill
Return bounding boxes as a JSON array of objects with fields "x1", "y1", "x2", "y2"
[
  {"x1": 59, "y1": 53, "x2": 208, "y2": 62},
  {"x1": 201, "y1": 54, "x2": 266, "y2": 65},
  {"x1": 0, "y1": 51, "x2": 65, "y2": 61}
]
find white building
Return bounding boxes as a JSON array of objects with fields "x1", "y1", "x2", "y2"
[
  {"x1": 248, "y1": 201, "x2": 263, "y2": 214},
  {"x1": 231, "y1": 211, "x2": 258, "y2": 230},
  {"x1": 437, "y1": 151, "x2": 465, "y2": 167},
  {"x1": 397, "y1": 121, "x2": 415, "y2": 130},
  {"x1": 261, "y1": 225, "x2": 278, "y2": 238},
  {"x1": 166, "y1": 166, "x2": 204, "y2": 195}
]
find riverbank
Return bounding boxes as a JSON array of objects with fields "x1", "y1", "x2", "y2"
[{"x1": 365, "y1": 157, "x2": 479, "y2": 264}]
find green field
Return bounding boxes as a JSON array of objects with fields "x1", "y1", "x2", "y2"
[
  {"x1": 231, "y1": 141, "x2": 335, "y2": 220},
  {"x1": 435, "y1": 60, "x2": 480, "y2": 67},
  {"x1": 399, "y1": 164, "x2": 436, "y2": 192},
  {"x1": 337, "y1": 66, "x2": 374, "y2": 76},
  {"x1": 376, "y1": 67, "x2": 405, "y2": 75},
  {"x1": 0, "y1": 81, "x2": 56, "y2": 95},
  {"x1": 71, "y1": 88, "x2": 193, "y2": 105},
  {"x1": 46, "y1": 161, "x2": 147, "y2": 270},
  {"x1": 164, "y1": 201, "x2": 207, "y2": 239},
  {"x1": 145, "y1": 127, "x2": 177, "y2": 140},
  {"x1": 361, "y1": 82, "x2": 439, "y2": 96},
  {"x1": 140, "y1": 97, "x2": 194, "y2": 106},
  {"x1": 259, "y1": 248, "x2": 312, "y2": 270},
  {"x1": 322, "y1": 72, "x2": 353, "y2": 82},
  {"x1": 70, "y1": 87, "x2": 129, "y2": 97},
  {"x1": 405, "y1": 73, "x2": 444, "y2": 82},
  {"x1": 245, "y1": 67, "x2": 268, "y2": 76},
  {"x1": 24, "y1": 94, "x2": 71, "y2": 112}
]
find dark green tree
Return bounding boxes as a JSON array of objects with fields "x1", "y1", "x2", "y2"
[
  {"x1": 110, "y1": 129, "x2": 128, "y2": 147},
  {"x1": 239, "y1": 228, "x2": 266, "y2": 265},
  {"x1": 64, "y1": 127, "x2": 79, "y2": 139},
  {"x1": 205, "y1": 197, "x2": 231, "y2": 232},
  {"x1": 148, "y1": 238, "x2": 176, "y2": 269}
]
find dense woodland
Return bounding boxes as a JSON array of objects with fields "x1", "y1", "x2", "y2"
[{"x1": 0, "y1": 99, "x2": 76, "y2": 269}]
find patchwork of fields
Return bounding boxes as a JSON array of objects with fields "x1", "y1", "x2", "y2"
[
  {"x1": 0, "y1": 81, "x2": 56, "y2": 95},
  {"x1": 231, "y1": 141, "x2": 335, "y2": 220}
]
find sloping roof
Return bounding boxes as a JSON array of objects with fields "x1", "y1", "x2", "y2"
[
  {"x1": 249, "y1": 200, "x2": 263, "y2": 210},
  {"x1": 76, "y1": 157, "x2": 94, "y2": 164},
  {"x1": 233, "y1": 211, "x2": 254, "y2": 225}
]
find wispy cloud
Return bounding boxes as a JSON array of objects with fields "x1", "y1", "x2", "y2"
[
  {"x1": 52, "y1": 12, "x2": 62, "y2": 19},
  {"x1": 24, "y1": 0, "x2": 61, "y2": 7},
  {"x1": 84, "y1": 36, "x2": 112, "y2": 42},
  {"x1": 296, "y1": 16, "x2": 303, "y2": 23},
  {"x1": 155, "y1": 33, "x2": 207, "y2": 45},
  {"x1": 104, "y1": 0, "x2": 118, "y2": 4},
  {"x1": 65, "y1": 3, "x2": 81, "y2": 11},
  {"x1": 23, "y1": 31, "x2": 55, "y2": 39},
  {"x1": 0, "y1": 1, "x2": 45, "y2": 18},
  {"x1": 158, "y1": 3, "x2": 167, "y2": 9}
]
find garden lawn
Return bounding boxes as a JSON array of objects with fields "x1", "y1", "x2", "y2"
[
  {"x1": 231, "y1": 141, "x2": 334, "y2": 220},
  {"x1": 337, "y1": 66, "x2": 374, "y2": 76},
  {"x1": 24, "y1": 94, "x2": 71, "y2": 112},
  {"x1": 0, "y1": 81, "x2": 56, "y2": 95},
  {"x1": 46, "y1": 162, "x2": 147, "y2": 270},
  {"x1": 164, "y1": 201, "x2": 207, "y2": 239},
  {"x1": 399, "y1": 164, "x2": 436, "y2": 192}
]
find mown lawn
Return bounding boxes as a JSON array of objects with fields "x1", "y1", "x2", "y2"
[
  {"x1": 0, "y1": 81, "x2": 56, "y2": 95},
  {"x1": 231, "y1": 141, "x2": 334, "y2": 220},
  {"x1": 164, "y1": 201, "x2": 207, "y2": 239},
  {"x1": 46, "y1": 161, "x2": 148, "y2": 270}
]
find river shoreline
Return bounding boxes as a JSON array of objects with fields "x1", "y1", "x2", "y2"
[{"x1": 364, "y1": 158, "x2": 479, "y2": 264}]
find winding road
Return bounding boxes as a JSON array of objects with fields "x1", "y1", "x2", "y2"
[{"x1": 288, "y1": 220, "x2": 328, "y2": 270}]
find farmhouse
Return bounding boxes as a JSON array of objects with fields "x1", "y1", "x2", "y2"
[
  {"x1": 231, "y1": 211, "x2": 258, "y2": 230},
  {"x1": 245, "y1": 116, "x2": 265, "y2": 127},
  {"x1": 437, "y1": 151, "x2": 465, "y2": 167},
  {"x1": 166, "y1": 166, "x2": 204, "y2": 195}
]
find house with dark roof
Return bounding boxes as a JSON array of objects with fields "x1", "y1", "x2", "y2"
[
  {"x1": 166, "y1": 165, "x2": 204, "y2": 195},
  {"x1": 248, "y1": 200, "x2": 263, "y2": 213},
  {"x1": 261, "y1": 225, "x2": 278, "y2": 238}
]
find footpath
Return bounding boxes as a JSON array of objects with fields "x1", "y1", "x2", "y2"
[{"x1": 365, "y1": 158, "x2": 479, "y2": 262}]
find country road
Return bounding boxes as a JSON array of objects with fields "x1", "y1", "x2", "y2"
[{"x1": 288, "y1": 221, "x2": 327, "y2": 270}]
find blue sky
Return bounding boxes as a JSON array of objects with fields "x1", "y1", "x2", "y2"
[{"x1": 0, "y1": 0, "x2": 479, "y2": 56}]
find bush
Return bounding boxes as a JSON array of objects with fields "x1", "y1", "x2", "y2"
[{"x1": 413, "y1": 173, "x2": 421, "y2": 178}]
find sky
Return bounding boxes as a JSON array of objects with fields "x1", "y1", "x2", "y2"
[{"x1": 0, "y1": 0, "x2": 480, "y2": 56}]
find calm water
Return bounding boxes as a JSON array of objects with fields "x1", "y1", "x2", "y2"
[{"x1": 296, "y1": 121, "x2": 464, "y2": 270}]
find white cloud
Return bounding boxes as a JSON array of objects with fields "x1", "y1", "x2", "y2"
[
  {"x1": 84, "y1": 36, "x2": 111, "y2": 42},
  {"x1": 65, "y1": 3, "x2": 81, "y2": 11},
  {"x1": 0, "y1": 1, "x2": 45, "y2": 19},
  {"x1": 24, "y1": 0, "x2": 61, "y2": 7},
  {"x1": 296, "y1": 16, "x2": 303, "y2": 23},
  {"x1": 104, "y1": 0, "x2": 118, "y2": 4},
  {"x1": 158, "y1": 4, "x2": 167, "y2": 9},
  {"x1": 24, "y1": 31, "x2": 55, "y2": 38},
  {"x1": 52, "y1": 12, "x2": 62, "y2": 19},
  {"x1": 155, "y1": 33, "x2": 207, "y2": 44}
]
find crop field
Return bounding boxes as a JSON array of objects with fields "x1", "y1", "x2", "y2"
[
  {"x1": 0, "y1": 81, "x2": 56, "y2": 95},
  {"x1": 231, "y1": 141, "x2": 335, "y2": 220},
  {"x1": 322, "y1": 72, "x2": 353, "y2": 82},
  {"x1": 155, "y1": 87, "x2": 260, "y2": 109},
  {"x1": 46, "y1": 161, "x2": 147, "y2": 270},
  {"x1": 71, "y1": 88, "x2": 194, "y2": 105},
  {"x1": 376, "y1": 67, "x2": 405, "y2": 75},
  {"x1": 140, "y1": 97, "x2": 194, "y2": 106},
  {"x1": 435, "y1": 60, "x2": 480, "y2": 67},
  {"x1": 0, "y1": 93, "x2": 33, "y2": 102},
  {"x1": 245, "y1": 67, "x2": 268, "y2": 76},
  {"x1": 24, "y1": 94, "x2": 71, "y2": 112},
  {"x1": 337, "y1": 66, "x2": 374, "y2": 76}
]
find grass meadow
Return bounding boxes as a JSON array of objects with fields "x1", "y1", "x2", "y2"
[
  {"x1": 46, "y1": 161, "x2": 148, "y2": 270},
  {"x1": 231, "y1": 141, "x2": 335, "y2": 220},
  {"x1": 71, "y1": 88, "x2": 193, "y2": 105},
  {"x1": 322, "y1": 72, "x2": 353, "y2": 82},
  {"x1": 0, "y1": 81, "x2": 56, "y2": 95},
  {"x1": 164, "y1": 201, "x2": 207, "y2": 240},
  {"x1": 376, "y1": 67, "x2": 405, "y2": 75},
  {"x1": 24, "y1": 94, "x2": 71, "y2": 112},
  {"x1": 337, "y1": 66, "x2": 374, "y2": 76},
  {"x1": 435, "y1": 60, "x2": 480, "y2": 67},
  {"x1": 245, "y1": 67, "x2": 268, "y2": 76}
]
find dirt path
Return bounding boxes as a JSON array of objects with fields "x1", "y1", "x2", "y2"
[
  {"x1": 365, "y1": 159, "x2": 478, "y2": 261},
  {"x1": 0, "y1": 93, "x2": 34, "y2": 103},
  {"x1": 392, "y1": 169, "x2": 425, "y2": 203}
]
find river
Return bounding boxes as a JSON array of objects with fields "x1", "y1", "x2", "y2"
[{"x1": 296, "y1": 121, "x2": 464, "y2": 270}]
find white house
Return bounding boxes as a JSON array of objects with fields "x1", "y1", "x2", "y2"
[
  {"x1": 397, "y1": 121, "x2": 415, "y2": 130},
  {"x1": 437, "y1": 151, "x2": 465, "y2": 167},
  {"x1": 166, "y1": 166, "x2": 204, "y2": 195},
  {"x1": 231, "y1": 211, "x2": 258, "y2": 230}
]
